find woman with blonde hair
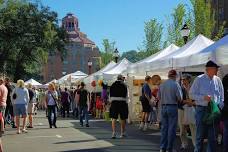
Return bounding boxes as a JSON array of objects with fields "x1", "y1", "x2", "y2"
[
  {"x1": 45, "y1": 83, "x2": 58, "y2": 128},
  {"x1": 11, "y1": 80, "x2": 29, "y2": 134}
]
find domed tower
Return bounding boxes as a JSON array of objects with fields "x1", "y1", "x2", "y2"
[
  {"x1": 62, "y1": 12, "x2": 79, "y2": 32},
  {"x1": 43, "y1": 13, "x2": 100, "y2": 83}
]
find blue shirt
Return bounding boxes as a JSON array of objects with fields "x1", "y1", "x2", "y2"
[
  {"x1": 142, "y1": 83, "x2": 152, "y2": 99},
  {"x1": 189, "y1": 74, "x2": 224, "y2": 108},
  {"x1": 158, "y1": 79, "x2": 183, "y2": 105}
]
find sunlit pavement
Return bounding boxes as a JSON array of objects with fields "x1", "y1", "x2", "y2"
[{"x1": 3, "y1": 111, "x2": 196, "y2": 152}]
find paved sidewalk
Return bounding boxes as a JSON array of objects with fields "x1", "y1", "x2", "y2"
[{"x1": 3, "y1": 111, "x2": 222, "y2": 152}]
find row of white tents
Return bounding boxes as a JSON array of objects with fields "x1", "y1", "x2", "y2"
[
  {"x1": 83, "y1": 34, "x2": 228, "y2": 86},
  {"x1": 25, "y1": 34, "x2": 228, "y2": 89}
]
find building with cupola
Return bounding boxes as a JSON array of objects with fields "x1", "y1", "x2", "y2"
[{"x1": 42, "y1": 13, "x2": 100, "y2": 82}]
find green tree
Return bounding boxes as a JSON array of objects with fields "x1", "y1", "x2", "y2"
[
  {"x1": 0, "y1": 0, "x2": 67, "y2": 81},
  {"x1": 190, "y1": 0, "x2": 215, "y2": 38},
  {"x1": 121, "y1": 50, "x2": 139, "y2": 63},
  {"x1": 143, "y1": 19, "x2": 163, "y2": 55},
  {"x1": 166, "y1": 4, "x2": 186, "y2": 46},
  {"x1": 102, "y1": 39, "x2": 116, "y2": 53},
  {"x1": 100, "y1": 39, "x2": 116, "y2": 67}
]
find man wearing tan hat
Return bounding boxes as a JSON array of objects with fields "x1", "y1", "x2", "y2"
[
  {"x1": 190, "y1": 60, "x2": 224, "y2": 152},
  {"x1": 158, "y1": 70, "x2": 183, "y2": 152}
]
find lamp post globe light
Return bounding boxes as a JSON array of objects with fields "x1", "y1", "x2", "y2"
[
  {"x1": 113, "y1": 48, "x2": 119, "y2": 63},
  {"x1": 88, "y1": 59, "x2": 93, "y2": 75},
  {"x1": 180, "y1": 23, "x2": 190, "y2": 44}
]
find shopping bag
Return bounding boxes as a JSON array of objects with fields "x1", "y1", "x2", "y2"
[
  {"x1": 203, "y1": 100, "x2": 221, "y2": 125},
  {"x1": 183, "y1": 106, "x2": 195, "y2": 124}
]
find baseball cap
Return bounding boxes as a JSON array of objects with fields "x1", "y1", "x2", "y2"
[
  {"x1": 168, "y1": 69, "x2": 177, "y2": 77},
  {"x1": 205, "y1": 60, "x2": 220, "y2": 68}
]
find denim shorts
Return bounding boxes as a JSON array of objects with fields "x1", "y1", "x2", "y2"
[{"x1": 14, "y1": 104, "x2": 27, "y2": 116}]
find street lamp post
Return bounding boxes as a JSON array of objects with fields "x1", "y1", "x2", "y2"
[
  {"x1": 113, "y1": 48, "x2": 119, "y2": 63},
  {"x1": 180, "y1": 23, "x2": 190, "y2": 44},
  {"x1": 88, "y1": 59, "x2": 93, "y2": 75}
]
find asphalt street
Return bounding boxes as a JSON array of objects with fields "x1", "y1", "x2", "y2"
[{"x1": 2, "y1": 111, "x2": 206, "y2": 152}]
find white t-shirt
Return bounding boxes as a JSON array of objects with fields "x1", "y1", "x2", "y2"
[{"x1": 46, "y1": 91, "x2": 58, "y2": 106}]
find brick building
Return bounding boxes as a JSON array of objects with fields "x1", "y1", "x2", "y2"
[
  {"x1": 42, "y1": 13, "x2": 100, "y2": 83},
  {"x1": 210, "y1": 0, "x2": 228, "y2": 35}
]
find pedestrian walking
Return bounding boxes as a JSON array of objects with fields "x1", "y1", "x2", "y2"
[
  {"x1": 11, "y1": 80, "x2": 29, "y2": 134},
  {"x1": 158, "y1": 70, "x2": 183, "y2": 152},
  {"x1": 109, "y1": 75, "x2": 128, "y2": 139},
  {"x1": 222, "y1": 74, "x2": 228, "y2": 152},
  {"x1": 61, "y1": 88, "x2": 70, "y2": 118},
  {"x1": 27, "y1": 83, "x2": 35, "y2": 128},
  {"x1": 139, "y1": 76, "x2": 152, "y2": 131},
  {"x1": 4, "y1": 77, "x2": 16, "y2": 128},
  {"x1": 190, "y1": 60, "x2": 224, "y2": 152},
  {"x1": 73, "y1": 85, "x2": 80, "y2": 118},
  {"x1": 0, "y1": 77, "x2": 7, "y2": 127},
  {"x1": 179, "y1": 74, "x2": 196, "y2": 149},
  {"x1": 77, "y1": 82, "x2": 90, "y2": 127},
  {"x1": 45, "y1": 83, "x2": 58, "y2": 128}
]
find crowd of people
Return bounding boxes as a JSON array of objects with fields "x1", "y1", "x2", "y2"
[
  {"x1": 0, "y1": 60, "x2": 228, "y2": 152},
  {"x1": 137, "y1": 60, "x2": 228, "y2": 152}
]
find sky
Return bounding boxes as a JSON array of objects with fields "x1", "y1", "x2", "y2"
[{"x1": 40, "y1": 0, "x2": 191, "y2": 53}]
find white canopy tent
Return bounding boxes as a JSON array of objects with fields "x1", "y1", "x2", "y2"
[
  {"x1": 58, "y1": 71, "x2": 88, "y2": 84},
  {"x1": 25, "y1": 79, "x2": 42, "y2": 86},
  {"x1": 103, "y1": 58, "x2": 132, "y2": 81},
  {"x1": 172, "y1": 35, "x2": 228, "y2": 77},
  {"x1": 144, "y1": 34, "x2": 214, "y2": 72},
  {"x1": 45, "y1": 79, "x2": 58, "y2": 85},
  {"x1": 83, "y1": 61, "x2": 116, "y2": 84},
  {"x1": 70, "y1": 71, "x2": 88, "y2": 82},
  {"x1": 126, "y1": 44, "x2": 179, "y2": 77}
]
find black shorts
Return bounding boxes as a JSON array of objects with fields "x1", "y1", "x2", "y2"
[
  {"x1": 109, "y1": 101, "x2": 128, "y2": 120},
  {"x1": 141, "y1": 100, "x2": 151, "y2": 112}
]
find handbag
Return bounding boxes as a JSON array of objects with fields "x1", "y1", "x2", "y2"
[{"x1": 203, "y1": 99, "x2": 221, "y2": 125}]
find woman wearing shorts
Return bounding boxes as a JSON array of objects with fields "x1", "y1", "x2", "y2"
[
  {"x1": 12, "y1": 80, "x2": 29, "y2": 134},
  {"x1": 139, "y1": 76, "x2": 152, "y2": 131}
]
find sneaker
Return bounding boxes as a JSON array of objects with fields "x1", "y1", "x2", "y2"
[
  {"x1": 12, "y1": 124, "x2": 17, "y2": 128},
  {"x1": 53, "y1": 124, "x2": 57, "y2": 128},
  {"x1": 27, "y1": 126, "x2": 34, "y2": 128},
  {"x1": 143, "y1": 123, "x2": 148, "y2": 131},
  {"x1": 22, "y1": 129, "x2": 28, "y2": 133},
  {"x1": 139, "y1": 122, "x2": 144, "y2": 130},
  {"x1": 17, "y1": 130, "x2": 21, "y2": 134},
  {"x1": 120, "y1": 132, "x2": 127, "y2": 138},
  {"x1": 85, "y1": 124, "x2": 89, "y2": 127},
  {"x1": 111, "y1": 132, "x2": 117, "y2": 139}
]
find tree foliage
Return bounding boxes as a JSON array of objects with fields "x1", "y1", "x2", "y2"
[
  {"x1": 102, "y1": 39, "x2": 116, "y2": 53},
  {"x1": 100, "y1": 39, "x2": 116, "y2": 67},
  {"x1": 143, "y1": 19, "x2": 163, "y2": 55},
  {"x1": 121, "y1": 50, "x2": 140, "y2": 63},
  {"x1": 0, "y1": 0, "x2": 68, "y2": 81},
  {"x1": 166, "y1": 4, "x2": 186, "y2": 46}
]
